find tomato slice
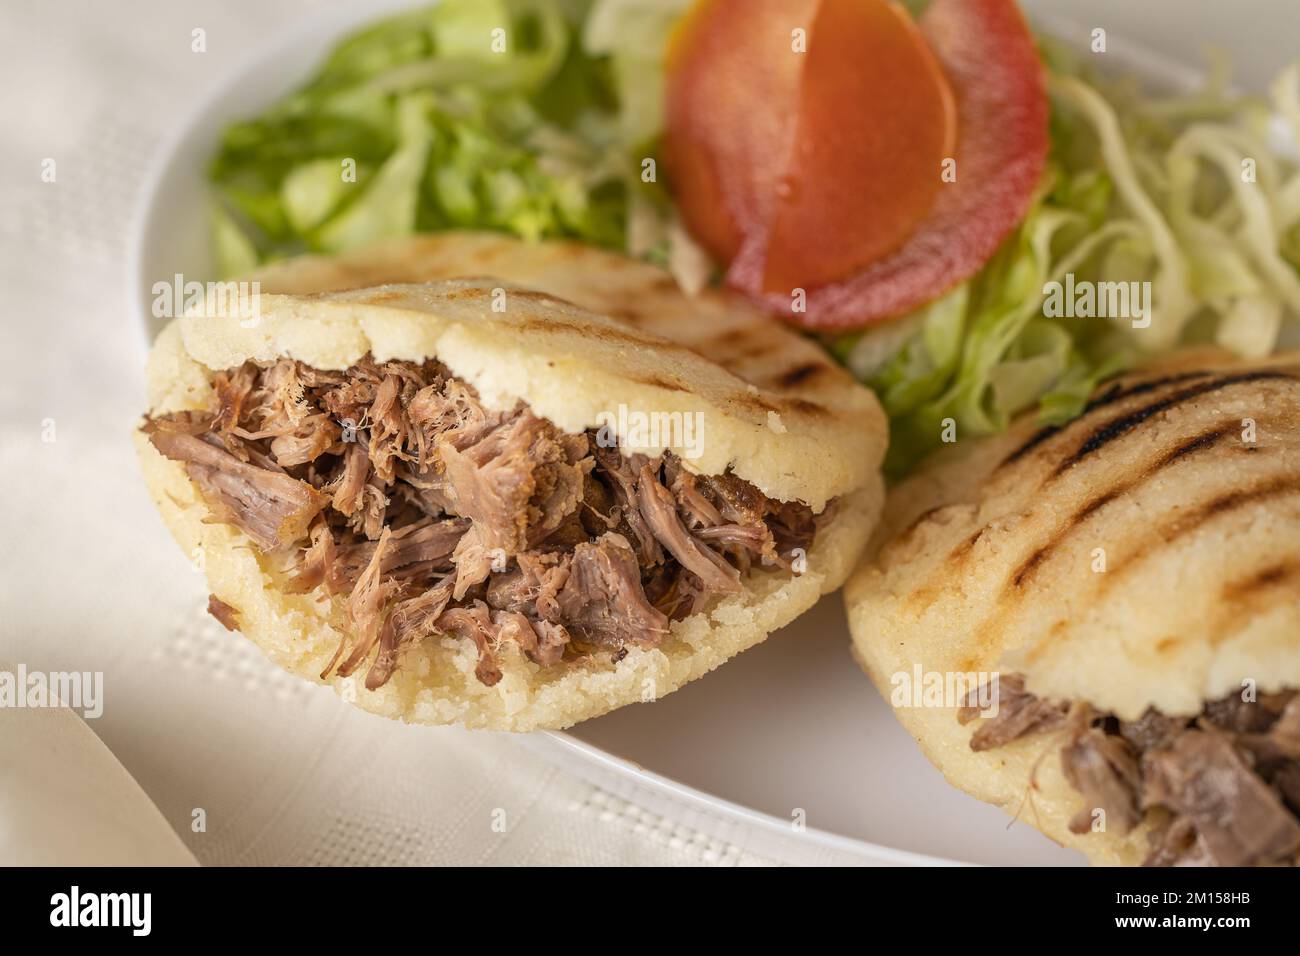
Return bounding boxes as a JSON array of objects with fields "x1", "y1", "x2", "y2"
[
  {"x1": 664, "y1": 0, "x2": 817, "y2": 265},
  {"x1": 666, "y1": 0, "x2": 955, "y2": 291},
  {"x1": 770, "y1": 0, "x2": 1050, "y2": 328},
  {"x1": 745, "y1": 0, "x2": 956, "y2": 293},
  {"x1": 666, "y1": 0, "x2": 1050, "y2": 331}
]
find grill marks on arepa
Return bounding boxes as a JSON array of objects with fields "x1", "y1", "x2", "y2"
[
  {"x1": 1002, "y1": 366, "x2": 1299, "y2": 475},
  {"x1": 902, "y1": 360, "x2": 1300, "y2": 669},
  {"x1": 1054, "y1": 370, "x2": 1298, "y2": 474},
  {"x1": 345, "y1": 281, "x2": 838, "y2": 421},
  {"x1": 1009, "y1": 417, "x2": 1275, "y2": 590},
  {"x1": 1000, "y1": 369, "x2": 1216, "y2": 464},
  {"x1": 252, "y1": 233, "x2": 866, "y2": 425},
  {"x1": 1211, "y1": 558, "x2": 1300, "y2": 644}
]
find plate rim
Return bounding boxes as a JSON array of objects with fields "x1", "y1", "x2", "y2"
[{"x1": 521, "y1": 730, "x2": 969, "y2": 866}]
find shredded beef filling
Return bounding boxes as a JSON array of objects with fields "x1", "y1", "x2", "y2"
[
  {"x1": 144, "y1": 356, "x2": 821, "y2": 689},
  {"x1": 960, "y1": 678, "x2": 1300, "y2": 866}
]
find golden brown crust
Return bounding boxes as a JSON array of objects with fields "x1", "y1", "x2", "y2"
[
  {"x1": 140, "y1": 267, "x2": 887, "y2": 730},
  {"x1": 846, "y1": 349, "x2": 1300, "y2": 864},
  {"x1": 249, "y1": 232, "x2": 857, "y2": 403}
]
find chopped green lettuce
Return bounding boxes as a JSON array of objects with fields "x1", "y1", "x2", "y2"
[
  {"x1": 583, "y1": 0, "x2": 709, "y2": 285},
  {"x1": 209, "y1": 0, "x2": 635, "y2": 276},
  {"x1": 839, "y1": 49, "x2": 1300, "y2": 475}
]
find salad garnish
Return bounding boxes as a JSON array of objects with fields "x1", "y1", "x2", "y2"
[{"x1": 209, "y1": 0, "x2": 1300, "y2": 475}]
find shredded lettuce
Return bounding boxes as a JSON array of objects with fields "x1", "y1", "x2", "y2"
[
  {"x1": 839, "y1": 47, "x2": 1300, "y2": 475},
  {"x1": 209, "y1": 0, "x2": 640, "y2": 275},
  {"x1": 582, "y1": 0, "x2": 713, "y2": 289}
]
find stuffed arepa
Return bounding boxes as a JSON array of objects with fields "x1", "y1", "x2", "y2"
[
  {"x1": 846, "y1": 350, "x2": 1300, "y2": 866},
  {"x1": 246, "y1": 231, "x2": 860, "y2": 422},
  {"x1": 138, "y1": 276, "x2": 885, "y2": 731}
]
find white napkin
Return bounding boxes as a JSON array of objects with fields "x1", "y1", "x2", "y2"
[{"x1": 0, "y1": 689, "x2": 198, "y2": 866}]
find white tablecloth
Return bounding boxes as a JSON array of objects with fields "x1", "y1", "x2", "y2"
[
  {"x1": 0, "y1": 0, "x2": 782, "y2": 867},
  {"x1": 6, "y1": 0, "x2": 1294, "y2": 869}
]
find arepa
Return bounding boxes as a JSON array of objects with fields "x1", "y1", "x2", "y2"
[
  {"x1": 846, "y1": 350, "x2": 1300, "y2": 866},
  {"x1": 138, "y1": 269, "x2": 885, "y2": 731},
  {"x1": 246, "y1": 230, "x2": 861, "y2": 435}
]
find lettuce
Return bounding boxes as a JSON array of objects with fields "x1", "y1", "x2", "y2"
[
  {"x1": 840, "y1": 50, "x2": 1300, "y2": 475},
  {"x1": 209, "y1": 0, "x2": 630, "y2": 275},
  {"x1": 583, "y1": 0, "x2": 709, "y2": 287}
]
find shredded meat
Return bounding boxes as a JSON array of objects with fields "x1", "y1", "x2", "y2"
[
  {"x1": 1141, "y1": 726, "x2": 1300, "y2": 866},
  {"x1": 487, "y1": 551, "x2": 571, "y2": 619},
  {"x1": 143, "y1": 355, "x2": 820, "y2": 691},
  {"x1": 1061, "y1": 718, "x2": 1141, "y2": 835},
  {"x1": 206, "y1": 595, "x2": 241, "y2": 632},
  {"x1": 959, "y1": 678, "x2": 1300, "y2": 867},
  {"x1": 1119, "y1": 709, "x2": 1187, "y2": 752},
  {"x1": 491, "y1": 610, "x2": 568, "y2": 668},
  {"x1": 437, "y1": 602, "x2": 502, "y2": 686},
  {"x1": 328, "y1": 517, "x2": 467, "y2": 592},
  {"x1": 434, "y1": 409, "x2": 589, "y2": 553},
  {"x1": 333, "y1": 527, "x2": 401, "y2": 680},
  {"x1": 637, "y1": 465, "x2": 741, "y2": 594},
  {"x1": 145, "y1": 417, "x2": 327, "y2": 550},
  {"x1": 1143, "y1": 815, "x2": 1215, "y2": 867},
  {"x1": 331, "y1": 443, "x2": 370, "y2": 516},
  {"x1": 591, "y1": 446, "x2": 663, "y2": 565},
  {"x1": 368, "y1": 576, "x2": 455, "y2": 690},
  {"x1": 285, "y1": 523, "x2": 327, "y2": 593},
  {"x1": 958, "y1": 674, "x2": 1066, "y2": 751},
  {"x1": 556, "y1": 533, "x2": 669, "y2": 647},
  {"x1": 1237, "y1": 696, "x2": 1300, "y2": 769}
]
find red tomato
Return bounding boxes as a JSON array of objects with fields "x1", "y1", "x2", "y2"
[
  {"x1": 666, "y1": 0, "x2": 1050, "y2": 331},
  {"x1": 664, "y1": 0, "x2": 819, "y2": 265},
  {"x1": 667, "y1": 0, "x2": 955, "y2": 291}
]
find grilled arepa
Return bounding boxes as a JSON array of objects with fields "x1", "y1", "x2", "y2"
[
  {"x1": 846, "y1": 350, "x2": 1300, "y2": 866},
  {"x1": 246, "y1": 231, "x2": 859, "y2": 437},
  {"x1": 139, "y1": 277, "x2": 885, "y2": 731}
]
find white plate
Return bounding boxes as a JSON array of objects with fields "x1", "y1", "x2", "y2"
[{"x1": 129, "y1": 0, "x2": 1292, "y2": 866}]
